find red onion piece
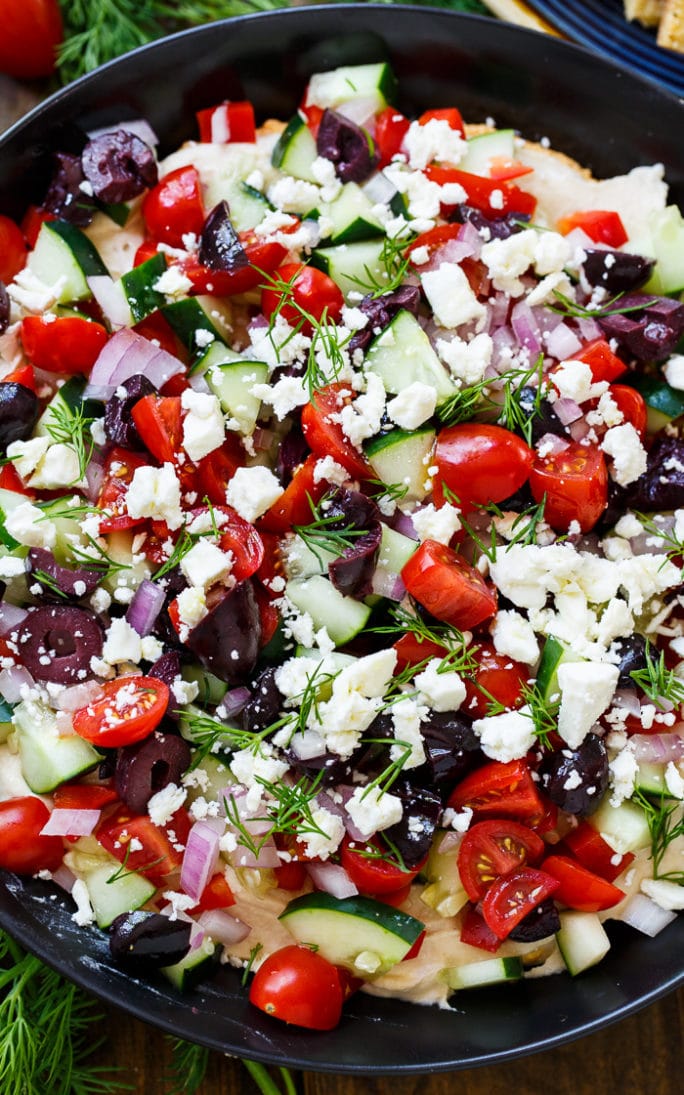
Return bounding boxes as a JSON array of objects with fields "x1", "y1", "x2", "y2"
[
  {"x1": 391, "y1": 510, "x2": 419, "y2": 540},
  {"x1": 88, "y1": 118, "x2": 159, "y2": 148},
  {"x1": 40, "y1": 807, "x2": 101, "y2": 837},
  {"x1": 197, "y1": 908, "x2": 251, "y2": 945},
  {"x1": 569, "y1": 417, "x2": 591, "y2": 443},
  {"x1": 371, "y1": 565, "x2": 405, "y2": 600},
  {"x1": 221, "y1": 686, "x2": 252, "y2": 719},
  {"x1": 630, "y1": 733, "x2": 684, "y2": 764},
  {"x1": 86, "y1": 275, "x2": 132, "y2": 329},
  {"x1": 438, "y1": 831, "x2": 464, "y2": 853},
  {"x1": 576, "y1": 315, "x2": 603, "y2": 342},
  {"x1": 620, "y1": 893, "x2": 677, "y2": 937},
  {"x1": 490, "y1": 324, "x2": 517, "y2": 364},
  {"x1": 51, "y1": 865, "x2": 77, "y2": 893},
  {"x1": 545, "y1": 321, "x2": 583, "y2": 361},
  {"x1": 423, "y1": 239, "x2": 475, "y2": 273},
  {"x1": 180, "y1": 819, "x2": 222, "y2": 901},
  {"x1": 536, "y1": 432, "x2": 571, "y2": 457},
  {"x1": 231, "y1": 835, "x2": 280, "y2": 869},
  {"x1": 126, "y1": 579, "x2": 166, "y2": 637},
  {"x1": 252, "y1": 427, "x2": 276, "y2": 452},
  {"x1": 511, "y1": 301, "x2": 542, "y2": 355},
  {"x1": 456, "y1": 219, "x2": 484, "y2": 259},
  {"x1": 188, "y1": 372, "x2": 211, "y2": 394},
  {"x1": 84, "y1": 328, "x2": 184, "y2": 401},
  {"x1": 336, "y1": 96, "x2": 377, "y2": 129},
  {"x1": 306, "y1": 860, "x2": 358, "y2": 898},
  {"x1": 0, "y1": 665, "x2": 34, "y2": 703},
  {"x1": 55, "y1": 680, "x2": 105, "y2": 712},
  {"x1": 84, "y1": 451, "x2": 106, "y2": 504},
  {"x1": 487, "y1": 290, "x2": 511, "y2": 329},
  {"x1": 553, "y1": 396, "x2": 584, "y2": 425},
  {"x1": 610, "y1": 688, "x2": 642, "y2": 719},
  {"x1": 0, "y1": 603, "x2": 27, "y2": 637}
]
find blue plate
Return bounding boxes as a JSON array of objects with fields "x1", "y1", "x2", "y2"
[{"x1": 528, "y1": 0, "x2": 684, "y2": 98}]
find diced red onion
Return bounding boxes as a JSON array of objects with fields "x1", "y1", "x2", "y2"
[
  {"x1": 180, "y1": 819, "x2": 222, "y2": 901},
  {"x1": 610, "y1": 688, "x2": 642, "y2": 719},
  {"x1": 126, "y1": 579, "x2": 166, "y2": 637},
  {"x1": 197, "y1": 908, "x2": 251, "y2": 945},
  {"x1": 86, "y1": 275, "x2": 132, "y2": 329},
  {"x1": 221, "y1": 686, "x2": 252, "y2": 719},
  {"x1": 576, "y1": 316, "x2": 603, "y2": 342},
  {"x1": 55, "y1": 680, "x2": 105, "y2": 712},
  {"x1": 56, "y1": 711, "x2": 75, "y2": 737},
  {"x1": 569, "y1": 417, "x2": 591, "y2": 443},
  {"x1": 188, "y1": 925, "x2": 206, "y2": 950},
  {"x1": 40, "y1": 807, "x2": 101, "y2": 837},
  {"x1": 88, "y1": 118, "x2": 159, "y2": 147},
  {"x1": 84, "y1": 329, "x2": 184, "y2": 400},
  {"x1": 487, "y1": 291, "x2": 511, "y2": 329},
  {"x1": 553, "y1": 396, "x2": 584, "y2": 425},
  {"x1": 490, "y1": 324, "x2": 517, "y2": 363},
  {"x1": 511, "y1": 301, "x2": 542, "y2": 355},
  {"x1": 252, "y1": 427, "x2": 276, "y2": 452},
  {"x1": 456, "y1": 219, "x2": 484, "y2": 259},
  {"x1": 531, "y1": 305, "x2": 563, "y2": 337},
  {"x1": 620, "y1": 893, "x2": 677, "y2": 937},
  {"x1": 51, "y1": 865, "x2": 76, "y2": 893},
  {"x1": 0, "y1": 665, "x2": 34, "y2": 703},
  {"x1": 423, "y1": 239, "x2": 475, "y2": 273},
  {"x1": 336, "y1": 96, "x2": 377, "y2": 129},
  {"x1": 84, "y1": 451, "x2": 106, "y2": 504},
  {"x1": 0, "y1": 603, "x2": 27, "y2": 637},
  {"x1": 306, "y1": 860, "x2": 358, "y2": 898},
  {"x1": 536, "y1": 432, "x2": 571, "y2": 457},
  {"x1": 545, "y1": 321, "x2": 582, "y2": 361},
  {"x1": 371, "y1": 565, "x2": 405, "y2": 601},
  {"x1": 391, "y1": 510, "x2": 419, "y2": 540},
  {"x1": 187, "y1": 371, "x2": 211, "y2": 393},
  {"x1": 630, "y1": 733, "x2": 684, "y2": 764},
  {"x1": 231, "y1": 835, "x2": 280, "y2": 869},
  {"x1": 438, "y1": 831, "x2": 464, "y2": 853}
]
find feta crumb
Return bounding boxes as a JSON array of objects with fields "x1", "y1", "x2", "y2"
[
  {"x1": 148, "y1": 782, "x2": 187, "y2": 827},
  {"x1": 298, "y1": 806, "x2": 345, "y2": 860},
  {"x1": 414, "y1": 658, "x2": 466, "y2": 712},
  {"x1": 346, "y1": 785, "x2": 403, "y2": 838},
  {"x1": 421, "y1": 263, "x2": 486, "y2": 329},
  {"x1": 557, "y1": 661, "x2": 619, "y2": 748},
  {"x1": 70, "y1": 878, "x2": 95, "y2": 927},
  {"x1": 411, "y1": 502, "x2": 461, "y2": 545},
  {"x1": 225, "y1": 465, "x2": 284, "y2": 523},
  {"x1": 472, "y1": 707, "x2": 536, "y2": 763},
  {"x1": 608, "y1": 746, "x2": 638, "y2": 807},
  {"x1": 664, "y1": 761, "x2": 684, "y2": 799},
  {"x1": 180, "y1": 540, "x2": 234, "y2": 589},
  {"x1": 601, "y1": 423, "x2": 648, "y2": 487},
  {"x1": 313, "y1": 456, "x2": 349, "y2": 486},
  {"x1": 101, "y1": 617, "x2": 143, "y2": 666},
  {"x1": 126, "y1": 463, "x2": 184, "y2": 530},
  {"x1": 663, "y1": 354, "x2": 684, "y2": 390},
  {"x1": 181, "y1": 389, "x2": 225, "y2": 462},
  {"x1": 386, "y1": 382, "x2": 437, "y2": 430},
  {"x1": 491, "y1": 610, "x2": 540, "y2": 666}
]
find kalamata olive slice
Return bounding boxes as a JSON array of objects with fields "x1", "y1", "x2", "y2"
[
  {"x1": 349, "y1": 286, "x2": 421, "y2": 354},
  {"x1": 581, "y1": 249, "x2": 655, "y2": 293},
  {"x1": 316, "y1": 109, "x2": 377, "y2": 183},
  {"x1": 599, "y1": 294, "x2": 684, "y2": 362},
  {"x1": 198, "y1": 201, "x2": 248, "y2": 272},
  {"x1": 277, "y1": 427, "x2": 310, "y2": 485},
  {"x1": 384, "y1": 782, "x2": 443, "y2": 868},
  {"x1": 43, "y1": 151, "x2": 96, "y2": 226},
  {"x1": 323, "y1": 487, "x2": 380, "y2": 531},
  {"x1": 147, "y1": 649, "x2": 181, "y2": 719},
  {"x1": 627, "y1": 436, "x2": 684, "y2": 511},
  {"x1": 18, "y1": 605, "x2": 103, "y2": 684},
  {"x1": 0, "y1": 283, "x2": 10, "y2": 336},
  {"x1": 27, "y1": 547, "x2": 101, "y2": 601},
  {"x1": 104, "y1": 374, "x2": 157, "y2": 449},
  {"x1": 186, "y1": 581, "x2": 261, "y2": 685},
  {"x1": 81, "y1": 130, "x2": 158, "y2": 203},
  {"x1": 109, "y1": 911, "x2": 192, "y2": 967},
  {"x1": 0, "y1": 382, "x2": 40, "y2": 449},
  {"x1": 507, "y1": 897, "x2": 560, "y2": 942},
  {"x1": 412, "y1": 711, "x2": 481, "y2": 790},
  {"x1": 514, "y1": 387, "x2": 568, "y2": 445},
  {"x1": 455, "y1": 205, "x2": 530, "y2": 240},
  {"x1": 611, "y1": 633, "x2": 649, "y2": 688},
  {"x1": 540, "y1": 733, "x2": 609, "y2": 817},
  {"x1": 328, "y1": 522, "x2": 382, "y2": 598},
  {"x1": 241, "y1": 667, "x2": 280, "y2": 733},
  {"x1": 115, "y1": 731, "x2": 191, "y2": 813}
]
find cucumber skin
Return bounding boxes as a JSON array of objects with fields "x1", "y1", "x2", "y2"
[{"x1": 280, "y1": 892, "x2": 424, "y2": 945}]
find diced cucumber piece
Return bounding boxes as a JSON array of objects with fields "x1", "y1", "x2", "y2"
[
  {"x1": 536, "y1": 635, "x2": 582, "y2": 703},
  {"x1": 181, "y1": 663, "x2": 228, "y2": 706},
  {"x1": 99, "y1": 528, "x2": 152, "y2": 596},
  {"x1": 191, "y1": 339, "x2": 242, "y2": 375},
  {"x1": 556, "y1": 910, "x2": 610, "y2": 975},
  {"x1": 310, "y1": 238, "x2": 387, "y2": 300},
  {"x1": 206, "y1": 179, "x2": 272, "y2": 233},
  {"x1": 120, "y1": 252, "x2": 167, "y2": 323},
  {"x1": 35, "y1": 375, "x2": 102, "y2": 438},
  {"x1": 364, "y1": 311, "x2": 455, "y2": 404},
  {"x1": 205, "y1": 357, "x2": 269, "y2": 435},
  {"x1": 588, "y1": 796, "x2": 651, "y2": 855},
  {"x1": 458, "y1": 129, "x2": 516, "y2": 177},
  {"x1": 280, "y1": 892, "x2": 423, "y2": 975},
  {"x1": 365, "y1": 426, "x2": 436, "y2": 502},
  {"x1": 420, "y1": 830, "x2": 469, "y2": 918},
  {"x1": 638, "y1": 205, "x2": 684, "y2": 295},
  {"x1": 443, "y1": 955, "x2": 523, "y2": 991},
  {"x1": 272, "y1": 115, "x2": 319, "y2": 183},
  {"x1": 285, "y1": 575, "x2": 371, "y2": 646},
  {"x1": 321, "y1": 182, "x2": 384, "y2": 244},
  {"x1": 0, "y1": 698, "x2": 14, "y2": 745},
  {"x1": 182, "y1": 754, "x2": 233, "y2": 805},
  {"x1": 98, "y1": 200, "x2": 131, "y2": 227},
  {"x1": 377, "y1": 524, "x2": 418, "y2": 575},
  {"x1": 27, "y1": 220, "x2": 108, "y2": 303},
  {"x1": 162, "y1": 296, "x2": 232, "y2": 352},
  {"x1": 161, "y1": 936, "x2": 219, "y2": 991},
  {"x1": 631, "y1": 374, "x2": 684, "y2": 432},
  {"x1": 306, "y1": 63, "x2": 397, "y2": 113},
  {"x1": 635, "y1": 761, "x2": 667, "y2": 796},
  {"x1": 282, "y1": 533, "x2": 337, "y2": 580},
  {"x1": 13, "y1": 699, "x2": 100, "y2": 794},
  {"x1": 0, "y1": 487, "x2": 28, "y2": 550},
  {"x1": 82, "y1": 862, "x2": 156, "y2": 930}
]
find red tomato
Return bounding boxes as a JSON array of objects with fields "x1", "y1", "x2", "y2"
[
  {"x1": 258, "y1": 453, "x2": 327, "y2": 534},
  {"x1": 215, "y1": 505, "x2": 265, "y2": 582},
  {"x1": 98, "y1": 448, "x2": 149, "y2": 533},
  {"x1": 610, "y1": 385, "x2": 648, "y2": 440},
  {"x1": 189, "y1": 872, "x2": 236, "y2": 912},
  {"x1": 557, "y1": 210, "x2": 628, "y2": 248},
  {"x1": 459, "y1": 903, "x2": 502, "y2": 954},
  {"x1": 253, "y1": 580, "x2": 280, "y2": 647},
  {"x1": 0, "y1": 796, "x2": 63, "y2": 875},
  {"x1": 457, "y1": 819, "x2": 545, "y2": 902},
  {"x1": 406, "y1": 224, "x2": 461, "y2": 268},
  {"x1": 434, "y1": 423, "x2": 534, "y2": 511},
  {"x1": 425, "y1": 165, "x2": 537, "y2": 218},
  {"x1": 274, "y1": 860, "x2": 309, "y2": 891},
  {"x1": 142, "y1": 166, "x2": 205, "y2": 248},
  {"x1": 134, "y1": 239, "x2": 160, "y2": 267},
  {"x1": 73, "y1": 676, "x2": 169, "y2": 748},
  {"x1": 1, "y1": 362, "x2": 35, "y2": 391},
  {"x1": 20, "y1": 315, "x2": 108, "y2": 375},
  {"x1": 21, "y1": 205, "x2": 55, "y2": 249},
  {"x1": 528, "y1": 440, "x2": 608, "y2": 533},
  {"x1": 0, "y1": 463, "x2": 33, "y2": 496},
  {"x1": 300, "y1": 102, "x2": 324, "y2": 138},
  {"x1": 562, "y1": 822, "x2": 635, "y2": 883},
  {"x1": 574, "y1": 338, "x2": 627, "y2": 383},
  {"x1": 417, "y1": 106, "x2": 465, "y2": 138},
  {"x1": 97, "y1": 806, "x2": 189, "y2": 886},
  {"x1": 401, "y1": 540, "x2": 498, "y2": 630},
  {"x1": 0, "y1": 0, "x2": 62, "y2": 79},
  {"x1": 487, "y1": 157, "x2": 534, "y2": 182},
  {"x1": 340, "y1": 836, "x2": 421, "y2": 896},
  {"x1": 462, "y1": 641, "x2": 528, "y2": 719},
  {"x1": 194, "y1": 437, "x2": 245, "y2": 505},
  {"x1": 261, "y1": 263, "x2": 344, "y2": 334},
  {"x1": 0, "y1": 213, "x2": 27, "y2": 282},
  {"x1": 134, "y1": 311, "x2": 186, "y2": 362},
  {"x1": 249, "y1": 945, "x2": 346, "y2": 1030},
  {"x1": 52, "y1": 784, "x2": 119, "y2": 811},
  {"x1": 447, "y1": 759, "x2": 544, "y2": 824},
  {"x1": 374, "y1": 106, "x2": 411, "y2": 167},
  {"x1": 542, "y1": 854, "x2": 625, "y2": 912},
  {"x1": 392, "y1": 632, "x2": 448, "y2": 673},
  {"x1": 131, "y1": 395, "x2": 183, "y2": 464},
  {"x1": 301, "y1": 383, "x2": 372, "y2": 480},
  {"x1": 402, "y1": 929, "x2": 426, "y2": 960},
  {"x1": 180, "y1": 232, "x2": 289, "y2": 297},
  {"x1": 482, "y1": 866, "x2": 560, "y2": 940},
  {"x1": 196, "y1": 100, "x2": 256, "y2": 143}
]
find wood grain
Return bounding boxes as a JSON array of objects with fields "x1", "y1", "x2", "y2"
[{"x1": 91, "y1": 988, "x2": 683, "y2": 1094}]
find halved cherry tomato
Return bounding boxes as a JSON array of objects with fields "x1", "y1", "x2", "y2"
[
  {"x1": 574, "y1": 338, "x2": 627, "y2": 383},
  {"x1": 460, "y1": 903, "x2": 502, "y2": 954},
  {"x1": 562, "y1": 822, "x2": 635, "y2": 883},
  {"x1": 300, "y1": 102, "x2": 324, "y2": 138},
  {"x1": 301, "y1": 383, "x2": 372, "y2": 480},
  {"x1": 0, "y1": 463, "x2": 33, "y2": 496},
  {"x1": 97, "y1": 806, "x2": 189, "y2": 886},
  {"x1": 2, "y1": 362, "x2": 36, "y2": 391},
  {"x1": 194, "y1": 436, "x2": 245, "y2": 505},
  {"x1": 487, "y1": 157, "x2": 534, "y2": 182},
  {"x1": 401, "y1": 540, "x2": 498, "y2": 630},
  {"x1": 610, "y1": 385, "x2": 648, "y2": 440},
  {"x1": 134, "y1": 238, "x2": 160, "y2": 267},
  {"x1": 392, "y1": 631, "x2": 448, "y2": 673},
  {"x1": 215, "y1": 505, "x2": 265, "y2": 582},
  {"x1": 274, "y1": 859, "x2": 309, "y2": 891},
  {"x1": 258, "y1": 453, "x2": 326, "y2": 535},
  {"x1": 448, "y1": 759, "x2": 544, "y2": 824},
  {"x1": 0, "y1": 0, "x2": 63, "y2": 79},
  {"x1": 340, "y1": 836, "x2": 422, "y2": 896},
  {"x1": 179, "y1": 229, "x2": 291, "y2": 297},
  {"x1": 196, "y1": 100, "x2": 256, "y2": 143},
  {"x1": 406, "y1": 223, "x2": 461, "y2": 267},
  {"x1": 425, "y1": 165, "x2": 536, "y2": 218},
  {"x1": 134, "y1": 311, "x2": 187, "y2": 362},
  {"x1": 557, "y1": 210, "x2": 628, "y2": 248},
  {"x1": 374, "y1": 106, "x2": 411, "y2": 167},
  {"x1": 261, "y1": 263, "x2": 344, "y2": 335},
  {"x1": 0, "y1": 213, "x2": 27, "y2": 281},
  {"x1": 73, "y1": 675, "x2": 169, "y2": 748},
  {"x1": 189, "y1": 871, "x2": 236, "y2": 912},
  {"x1": 528, "y1": 440, "x2": 608, "y2": 533},
  {"x1": 249, "y1": 944, "x2": 346, "y2": 1030},
  {"x1": 457, "y1": 819, "x2": 546, "y2": 902},
  {"x1": 402, "y1": 929, "x2": 426, "y2": 960},
  {"x1": 418, "y1": 106, "x2": 465, "y2": 138},
  {"x1": 142, "y1": 165, "x2": 205, "y2": 248},
  {"x1": 253, "y1": 580, "x2": 280, "y2": 647},
  {"x1": 482, "y1": 866, "x2": 560, "y2": 940},
  {"x1": 131, "y1": 395, "x2": 183, "y2": 464},
  {"x1": 462, "y1": 642, "x2": 528, "y2": 719},
  {"x1": 21, "y1": 205, "x2": 56, "y2": 249},
  {"x1": 375, "y1": 882, "x2": 414, "y2": 908},
  {"x1": 542, "y1": 854, "x2": 625, "y2": 912},
  {"x1": 20, "y1": 315, "x2": 108, "y2": 375},
  {"x1": 433, "y1": 423, "x2": 534, "y2": 511},
  {"x1": 98, "y1": 448, "x2": 150, "y2": 533},
  {"x1": 53, "y1": 784, "x2": 119, "y2": 811},
  {"x1": 0, "y1": 796, "x2": 64, "y2": 875}
]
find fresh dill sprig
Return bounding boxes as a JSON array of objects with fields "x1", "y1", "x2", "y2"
[
  {"x1": 365, "y1": 478, "x2": 410, "y2": 505},
  {"x1": 358, "y1": 738, "x2": 413, "y2": 798},
  {"x1": 632, "y1": 790, "x2": 684, "y2": 883},
  {"x1": 70, "y1": 534, "x2": 132, "y2": 581},
  {"x1": 166, "y1": 1038, "x2": 210, "y2": 1095},
  {"x1": 180, "y1": 710, "x2": 281, "y2": 768},
  {"x1": 44, "y1": 399, "x2": 95, "y2": 483},
  {"x1": 293, "y1": 493, "x2": 369, "y2": 564},
  {"x1": 31, "y1": 568, "x2": 69, "y2": 598},
  {"x1": 631, "y1": 511, "x2": 684, "y2": 563},
  {"x1": 519, "y1": 681, "x2": 559, "y2": 750},
  {"x1": 436, "y1": 373, "x2": 494, "y2": 426},
  {"x1": 351, "y1": 231, "x2": 414, "y2": 298},
  {"x1": 550, "y1": 289, "x2": 649, "y2": 321},
  {"x1": 257, "y1": 770, "x2": 327, "y2": 840},
  {"x1": 36, "y1": 500, "x2": 101, "y2": 522},
  {"x1": 630, "y1": 642, "x2": 684, "y2": 711},
  {"x1": 497, "y1": 354, "x2": 547, "y2": 445},
  {"x1": 371, "y1": 603, "x2": 472, "y2": 653},
  {"x1": 438, "y1": 357, "x2": 548, "y2": 439},
  {"x1": 153, "y1": 526, "x2": 195, "y2": 580},
  {"x1": 241, "y1": 943, "x2": 264, "y2": 987}
]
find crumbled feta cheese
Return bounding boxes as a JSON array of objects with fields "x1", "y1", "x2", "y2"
[
  {"x1": 553, "y1": 360, "x2": 607, "y2": 404},
  {"x1": 346, "y1": 785, "x2": 403, "y2": 838},
  {"x1": 442, "y1": 806, "x2": 473, "y2": 833},
  {"x1": 251, "y1": 374, "x2": 309, "y2": 420},
  {"x1": 490, "y1": 610, "x2": 540, "y2": 666},
  {"x1": 640, "y1": 878, "x2": 684, "y2": 911},
  {"x1": 7, "y1": 436, "x2": 85, "y2": 490},
  {"x1": 0, "y1": 556, "x2": 26, "y2": 579},
  {"x1": 298, "y1": 806, "x2": 345, "y2": 860},
  {"x1": 154, "y1": 266, "x2": 193, "y2": 298},
  {"x1": 311, "y1": 155, "x2": 343, "y2": 202},
  {"x1": 608, "y1": 745, "x2": 638, "y2": 807},
  {"x1": 472, "y1": 707, "x2": 536, "y2": 763},
  {"x1": 309, "y1": 649, "x2": 397, "y2": 758},
  {"x1": 181, "y1": 389, "x2": 225, "y2": 462},
  {"x1": 230, "y1": 743, "x2": 289, "y2": 812},
  {"x1": 557, "y1": 661, "x2": 619, "y2": 748},
  {"x1": 4, "y1": 502, "x2": 57, "y2": 550},
  {"x1": 180, "y1": 540, "x2": 234, "y2": 589},
  {"x1": 337, "y1": 374, "x2": 386, "y2": 449},
  {"x1": 148, "y1": 782, "x2": 187, "y2": 826},
  {"x1": 664, "y1": 761, "x2": 684, "y2": 799},
  {"x1": 171, "y1": 676, "x2": 199, "y2": 705},
  {"x1": 313, "y1": 456, "x2": 349, "y2": 486},
  {"x1": 410, "y1": 502, "x2": 461, "y2": 545},
  {"x1": 267, "y1": 174, "x2": 321, "y2": 213},
  {"x1": 435, "y1": 331, "x2": 493, "y2": 386},
  {"x1": 390, "y1": 696, "x2": 426, "y2": 769},
  {"x1": 225, "y1": 465, "x2": 284, "y2": 522},
  {"x1": 141, "y1": 635, "x2": 164, "y2": 662},
  {"x1": 386, "y1": 382, "x2": 437, "y2": 430},
  {"x1": 101, "y1": 617, "x2": 143, "y2": 666},
  {"x1": 480, "y1": 230, "x2": 537, "y2": 295},
  {"x1": 70, "y1": 878, "x2": 95, "y2": 927},
  {"x1": 601, "y1": 423, "x2": 648, "y2": 487},
  {"x1": 403, "y1": 118, "x2": 467, "y2": 170},
  {"x1": 420, "y1": 263, "x2": 486, "y2": 329},
  {"x1": 414, "y1": 657, "x2": 466, "y2": 712},
  {"x1": 175, "y1": 586, "x2": 208, "y2": 637},
  {"x1": 162, "y1": 890, "x2": 196, "y2": 920},
  {"x1": 663, "y1": 354, "x2": 684, "y2": 390},
  {"x1": 126, "y1": 463, "x2": 184, "y2": 530}
]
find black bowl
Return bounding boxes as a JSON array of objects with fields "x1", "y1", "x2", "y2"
[{"x1": 0, "y1": 4, "x2": 682, "y2": 1073}]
